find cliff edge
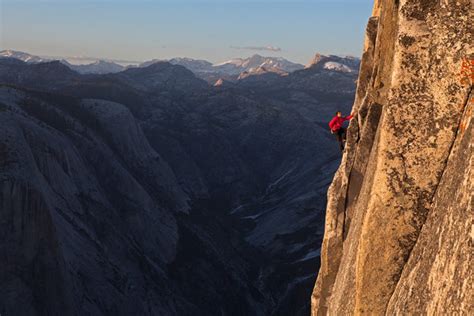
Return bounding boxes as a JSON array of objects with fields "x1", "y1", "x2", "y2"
[{"x1": 311, "y1": 0, "x2": 472, "y2": 314}]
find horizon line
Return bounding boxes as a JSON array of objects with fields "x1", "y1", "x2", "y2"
[{"x1": 1, "y1": 48, "x2": 362, "y2": 66}]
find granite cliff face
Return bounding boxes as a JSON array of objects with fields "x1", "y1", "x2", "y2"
[{"x1": 311, "y1": 0, "x2": 472, "y2": 314}]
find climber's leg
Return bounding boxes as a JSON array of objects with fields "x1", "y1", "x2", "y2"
[{"x1": 336, "y1": 128, "x2": 345, "y2": 152}]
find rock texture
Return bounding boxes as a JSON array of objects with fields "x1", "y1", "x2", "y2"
[
  {"x1": 0, "y1": 88, "x2": 187, "y2": 315},
  {"x1": 311, "y1": 0, "x2": 473, "y2": 315}
]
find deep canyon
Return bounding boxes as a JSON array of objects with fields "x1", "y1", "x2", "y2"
[{"x1": 0, "y1": 53, "x2": 357, "y2": 315}]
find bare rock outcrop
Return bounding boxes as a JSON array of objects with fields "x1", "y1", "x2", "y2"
[{"x1": 311, "y1": 0, "x2": 472, "y2": 314}]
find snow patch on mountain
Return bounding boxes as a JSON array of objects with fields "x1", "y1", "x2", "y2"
[
  {"x1": 215, "y1": 54, "x2": 304, "y2": 74},
  {"x1": 306, "y1": 53, "x2": 360, "y2": 73},
  {"x1": 0, "y1": 50, "x2": 49, "y2": 63},
  {"x1": 323, "y1": 62, "x2": 353, "y2": 72}
]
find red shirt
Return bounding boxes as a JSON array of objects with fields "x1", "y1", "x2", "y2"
[{"x1": 329, "y1": 115, "x2": 353, "y2": 132}]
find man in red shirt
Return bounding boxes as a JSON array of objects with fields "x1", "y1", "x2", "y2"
[{"x1": 328, "y1": 111, "x2": 354, "y2": 152}]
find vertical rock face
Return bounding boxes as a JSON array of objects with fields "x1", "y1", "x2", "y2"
[{"x1": 311, "y1": 0, "x2": 472, "y2": 315}]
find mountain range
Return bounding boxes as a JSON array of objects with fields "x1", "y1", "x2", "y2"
[{"x1": 0, "y1": 49, "x2": 359, "y2": 84}]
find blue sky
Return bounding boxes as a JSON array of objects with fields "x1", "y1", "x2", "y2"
[{"x1": 1, "y1": 0, "x2": 373, "y2": 64}]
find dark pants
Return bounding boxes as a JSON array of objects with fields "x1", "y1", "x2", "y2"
[{"x1": 334, "y1": 128, "x2": 346, "y2": 152}]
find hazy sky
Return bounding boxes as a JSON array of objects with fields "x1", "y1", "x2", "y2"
[{"x1": 1, "y1": 0, "x2": 373, "y2": 64}]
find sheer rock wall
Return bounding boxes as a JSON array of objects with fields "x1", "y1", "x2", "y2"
[{"x1": 311, "y1": 0, "x2": 472, "y2": 314}]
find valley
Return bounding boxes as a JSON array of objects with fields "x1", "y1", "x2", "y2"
[{"x1": 0, "y1": 54, "x2": 357, "y2": 315}]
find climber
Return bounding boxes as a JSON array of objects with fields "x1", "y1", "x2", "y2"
[{"x1": 329, "y1": 111, "x2": 354, "y2": 152}]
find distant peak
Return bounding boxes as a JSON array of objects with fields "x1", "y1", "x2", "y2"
[
  {"x1": 143, "y1": 60, "x2": 173, "y2": 69},
  {"x1": 0, "y1": 49, "x2": 49, "y2": 64},
  {"x1": 306, "y1": 53, "x2": 329, "y2": 68}
]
